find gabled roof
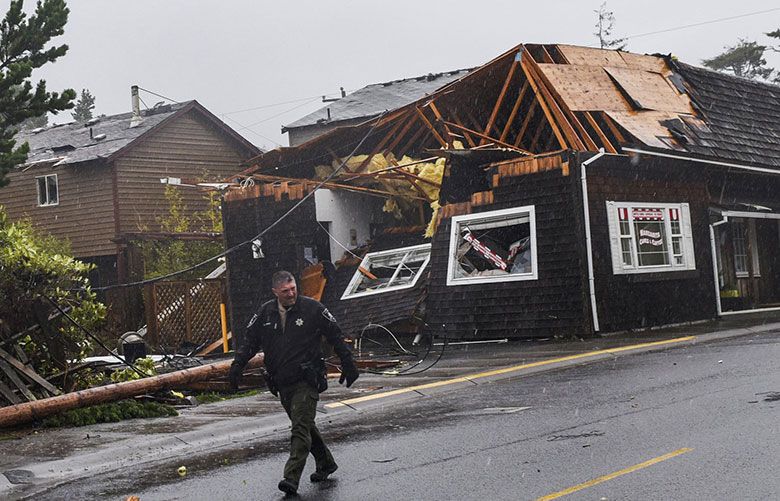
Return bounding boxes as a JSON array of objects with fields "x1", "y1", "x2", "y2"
[
  {"x1": 282, "y1": 69, "x2": 473, "y2": 131},
  {"x1": 241, "y1": 43, "x2": 780, "y2": 186},
  {"x1": 671, "y1": 61, "x2": 780, "y2": 167},
  {"x1": 16, "y1": 101, "x2": 259, "y2": 168}
]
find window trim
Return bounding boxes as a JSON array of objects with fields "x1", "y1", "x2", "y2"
[
  {"x1": 732, "y1": 218, "x2": 760, "y2": 278},
  {"x1": 446, "y1": 205, "x2": 538, "y2": 286},
  {"x1": 341, "y1": 243, "x2": 431, "y2": 300},
  {"x1": 35, "y1": 173, "x2": 59, "y2": 207},
  {"x1": 606, "y1": 201, "x2": 696, "y2": 275}
]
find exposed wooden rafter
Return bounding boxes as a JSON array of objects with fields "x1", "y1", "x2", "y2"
[
  {"x1": 415, "y1": 107, "x2": 447, "y2": 148},
  {"x1": 520, "y1": 53, "x2": 583, "y2": 150},
  {"x1": 427, "y1": 101, "x2": 454, "y2": 146},
  {"x1": 513, "y1": 100, "x2": 538, "y2": 148},
  {"x1": 518, "y1": 52, "x2": 568, "y2": 150},
  {"x1": 524, "y1": 55, "x2": 599, "y2": 151},
  {"x1": 481, "y1": 54, "x2": 520, "y2": 145},
  {"x1": 250, "y1": 174, "x2": 428, "y2": 201},
  {"x1": 583, "y1": 112, "x2": 617, "y2": 153},
  {"x1": 384, "y1": 112, "x2": 418, "y2": 155},
  {"x1": 499, "y1": 81, "x2": 530, "y2": 143},
  {"x1": 442, "y1": 120, "x2": 531, "y2": 154}
]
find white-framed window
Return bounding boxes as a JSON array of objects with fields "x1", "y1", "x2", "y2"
[
  {"x1": 446, "y1": 205, "x2": 538, "y2": 286},
  {"x1": 606, "y1": 201, "x2": 695, "y2": 274},
  {"x1": 732, "y1": 218, "x2": 760, "y2": 278},
  {"x1": 341, "y1": 243, "x2": 431, "y2": 299},
  {"x1": 35, "y1": 174, "x2": 59, "y2": 206}
]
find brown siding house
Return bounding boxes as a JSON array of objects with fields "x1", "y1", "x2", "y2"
[{"x1": 0, "y1": 100, "x2": 259, "y2": 289}]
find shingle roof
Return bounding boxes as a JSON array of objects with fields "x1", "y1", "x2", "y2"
[
  {"x1": 673, "y1": 62, "x2": 780, "y2": 168},
  {"x1": 282, "y1": 69, "x2": 472, "y2": 131},
  {"x1": 15, "y1": 101, "x2": 193, "y2": 167}
]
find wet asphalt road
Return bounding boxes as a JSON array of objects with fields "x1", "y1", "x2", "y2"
[{"x1": 41, "y1": 331, "x2": 780, "y2": 500}]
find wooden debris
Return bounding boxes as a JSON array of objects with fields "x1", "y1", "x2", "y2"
[{"x1": 0, "y1": 355, "x2": 264, "y2": 429}]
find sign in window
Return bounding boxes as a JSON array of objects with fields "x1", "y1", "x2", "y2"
[{"x1": 607, "y1": 201, "x2": 695, "y2": 274}]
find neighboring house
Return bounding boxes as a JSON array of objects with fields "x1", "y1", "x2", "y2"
[
  {"x1": 222, "y1": 43, "x2": 780, "y2": 344},
  {"x1": 282, "y1": 69, "x2": 472, "y2": 146},
  {"x1": 0, "y1": 96, "x2": 260, "y2": 291}
]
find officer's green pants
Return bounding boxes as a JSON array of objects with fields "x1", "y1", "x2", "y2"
[{"x1": 279, "y1": 381, "x2": 336, "y2": 486}]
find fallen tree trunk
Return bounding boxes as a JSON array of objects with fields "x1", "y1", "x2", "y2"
[{"x1": 0, "y1": 355, "x2": 263, "y2": 429}]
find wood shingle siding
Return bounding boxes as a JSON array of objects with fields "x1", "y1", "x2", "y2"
[
  {"x1": 586, "y1": 155, "x2": 716, "y2": 331},
  {"x1": 223, "y1": 195, "x2": 321, "y2": 345},
  {"x1": 427, "y1": 166, "x2": 588, "y2": 339}
]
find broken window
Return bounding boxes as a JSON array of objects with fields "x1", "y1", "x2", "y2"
[
  {"x1": 606, "y1": 201, "x2": 696, "y2": 274},
  {"x1": 341, "y1": 243, "x2": 431, "y2": 299},
  {"x1": 36, "y1": 174, "x2": 58, "y2": 206},
  {"x1": 446, "y1": 206, "x2": 538, "y2": 286}
]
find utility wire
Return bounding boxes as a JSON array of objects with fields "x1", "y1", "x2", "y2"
[
  {"x1": 623, "y1": 7, "x2": 780, "y2": 40},
  {"x1": 238, "y1": 96, "x2": 322, "y2": 129},
  {"x1": 220, "y1": 91, "x2": 353, "y2": 116},
  {"x1": 93, "y1": 110, "x2": 389, "y2": 292},
  {"x1": 43, "y1": 295, "x2": 147, "y2": 377},
  {"x1": 222, "y1": 114, "x2": 282, "y2": 147},
  {"x1": 137, "y1": 87, "x2": 180, "y2": 104}
]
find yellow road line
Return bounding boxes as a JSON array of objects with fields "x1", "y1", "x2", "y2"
[
  {"x1": 537, "y1": 447, "x2": 693, "y2": 500},
  {"x1": 325, "y1": 336, "x2": 695, "y2": 409}
]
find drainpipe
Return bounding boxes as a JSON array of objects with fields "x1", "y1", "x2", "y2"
[
  {"x1": 709, "y1": 215, "x2": 729, "y2": 316},
  {"x1": 581, "y1": 148, "x2": 606, "y2": 333}
]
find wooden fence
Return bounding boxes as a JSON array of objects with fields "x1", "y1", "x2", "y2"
[{"x1": 144, "y1": 279, "x2": 227, "y2": 352}]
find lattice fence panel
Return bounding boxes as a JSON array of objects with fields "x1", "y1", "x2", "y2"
[
  {"x1": 146, "y1": 279, "x2": 225, "y2": 352},
  {"x1": 188, "y1": 281, "x2": 223, "y2": 347}
]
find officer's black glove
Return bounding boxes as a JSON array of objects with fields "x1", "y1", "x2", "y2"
[
  {"x1": 338, "y1": 359, "x2": 359, "y2": 388},
  {"x1": 227, "y1": 365, "x2": 242, "y2": 392}
]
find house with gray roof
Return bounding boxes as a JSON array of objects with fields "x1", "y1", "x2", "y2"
[
  {"x1": 0, "y1": 97, "x2": 259, "y2": 295},
  {"x1": 282, "y1": 69, "x2": 472, "y2": 146}
]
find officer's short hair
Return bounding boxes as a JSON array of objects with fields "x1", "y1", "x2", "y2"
[{"x1": 271, "y1": 270, "x2": 295, "y2": 289}]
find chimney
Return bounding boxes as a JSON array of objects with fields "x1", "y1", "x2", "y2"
[{"x1": 130, "y1": 85, "x2": 143, "y2": 128}]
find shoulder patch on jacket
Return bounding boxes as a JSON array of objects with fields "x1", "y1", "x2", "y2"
[{"x1": 322, "y1": 308, "x2": 337, "y2": 323}]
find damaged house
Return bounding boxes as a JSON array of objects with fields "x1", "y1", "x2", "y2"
[{"x1": 222, "y1": 43, "x2": 780, "y2": 344}]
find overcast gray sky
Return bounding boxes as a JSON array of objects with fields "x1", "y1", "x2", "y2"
[{"x1": 16, "y1": 0, "x2": 780, "y2": 150}]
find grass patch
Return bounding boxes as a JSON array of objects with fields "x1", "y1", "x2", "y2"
[
  {"x1": 41, "y1": 399, "x2": 178, "y2": 428},
  {"x1": 196, "y1": 389, "x2": 260, "y2": 405}
]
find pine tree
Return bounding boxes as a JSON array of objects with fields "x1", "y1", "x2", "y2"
[
  {"x1": 594, "y1": 2, "x2": 626, "y2": 51},
  {"x1": 0, "y1": 0, "x2": 75, "y2": 187},
  {"x1": 702, "y1": 39, "x2": 774, "y2": 80},
  {"x1": 71, "y1": 88, "x2": 95, "y2": 122},
  {"x1": 767, "y1": 29, "x2": 780, "y2": 83}
]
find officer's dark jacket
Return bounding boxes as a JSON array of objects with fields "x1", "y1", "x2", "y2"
[{"x1": 231, "y1": 295, "x2": 353, "y2": 386}]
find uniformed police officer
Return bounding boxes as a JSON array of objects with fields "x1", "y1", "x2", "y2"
[{"x1": 228, "y1": 270, "x2": 359, "y2": 496}]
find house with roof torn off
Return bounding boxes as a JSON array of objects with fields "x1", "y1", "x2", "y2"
[{"x1": 221, "y1": 43, "x2": 780, "y2": 345}]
